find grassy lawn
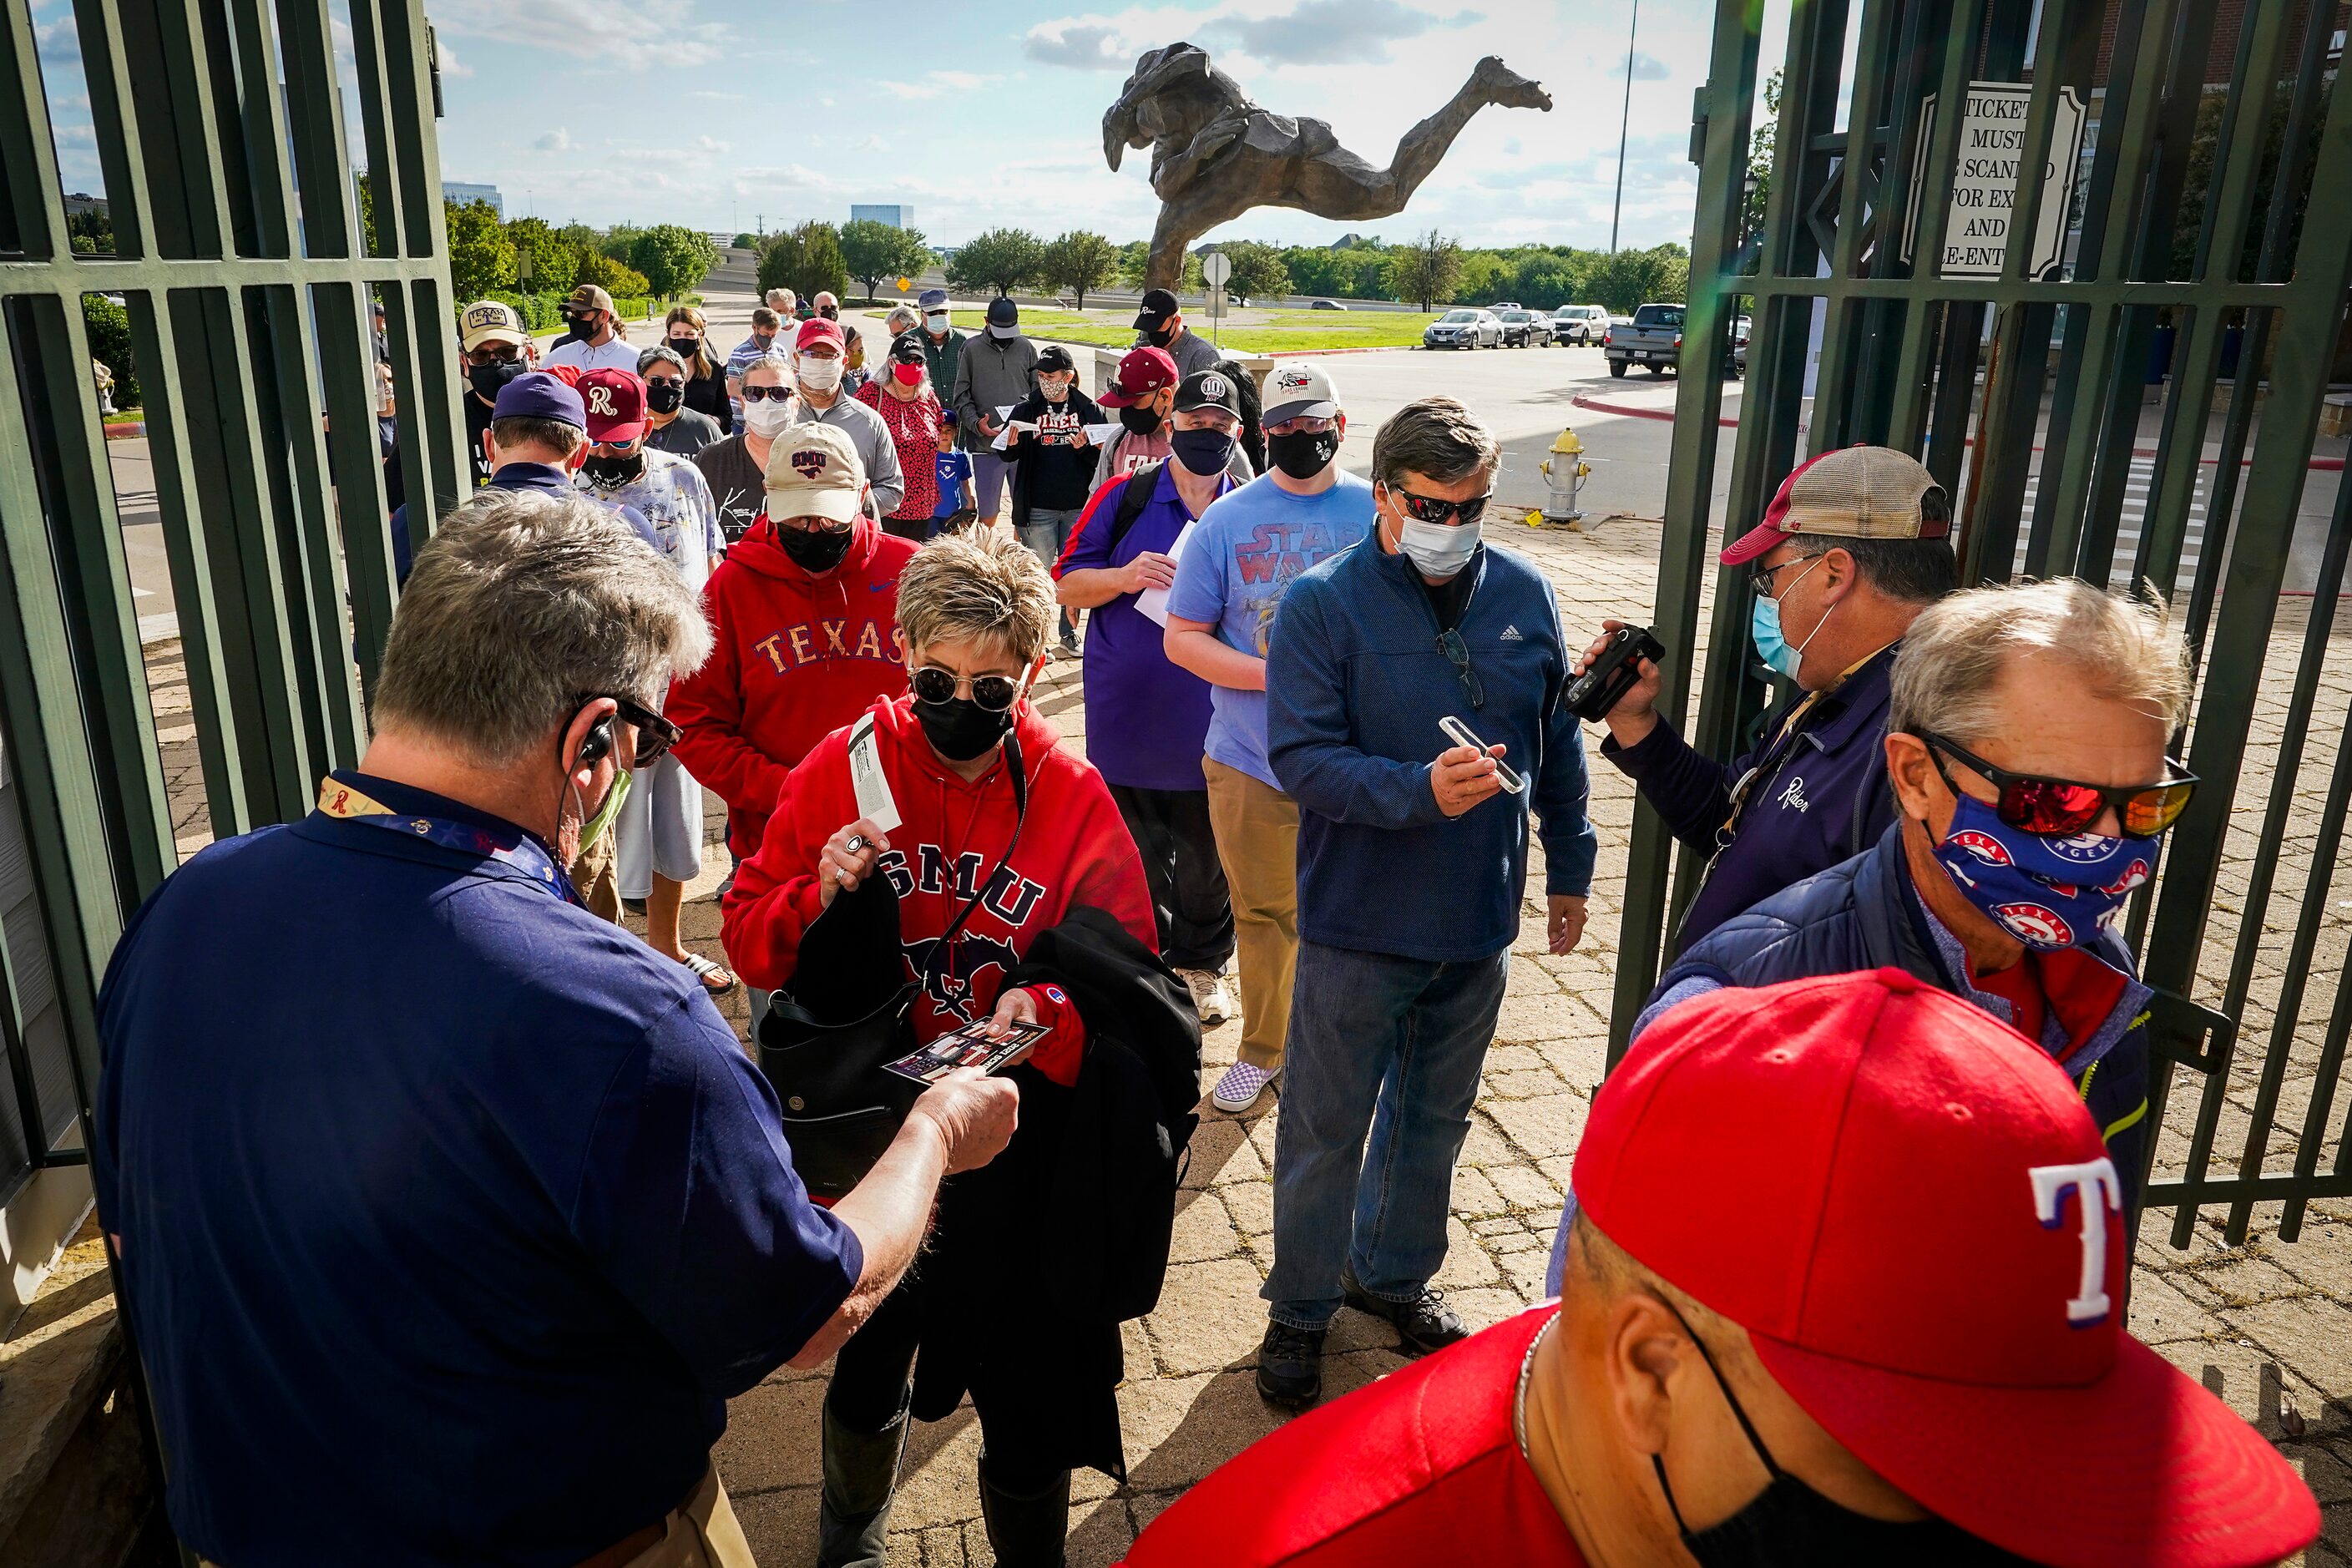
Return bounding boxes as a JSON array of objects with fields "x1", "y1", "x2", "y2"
[{"x1": 865, "y1": 305, "x2": 1443, "y2": 354}]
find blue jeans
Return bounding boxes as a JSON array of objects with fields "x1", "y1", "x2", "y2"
[
  {"x1": 1020, "y1": 505, "x2": 1085, "y2": 640},
  {"x1": 1263, "y1": 939, "x2": 1508, "y2": 1330}
]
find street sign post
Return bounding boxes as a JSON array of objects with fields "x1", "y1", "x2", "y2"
[{"x1": 1201, "y1": 250, "x2": 1232, "y2": 347}]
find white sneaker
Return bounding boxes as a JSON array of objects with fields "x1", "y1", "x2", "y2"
[
  {"x1": 1180, "y1": 968, "x2": 1234, "y2": 1024},
  {"x1": 1211, "y1": 1060, "x2": 1277, "y2": 1114}
]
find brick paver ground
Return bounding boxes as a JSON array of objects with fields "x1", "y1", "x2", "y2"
[{"x1": 140, "y1": 505, "x2": 2352, "y2": 1564}]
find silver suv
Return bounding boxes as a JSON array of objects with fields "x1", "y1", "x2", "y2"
[{"x1": 1550, "y1": 304, "x2": 1609, "y2": 346}]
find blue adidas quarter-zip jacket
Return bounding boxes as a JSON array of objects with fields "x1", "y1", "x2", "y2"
[{"x1": 1267, "y1": 532, "x2": 1597, "y2": 964}]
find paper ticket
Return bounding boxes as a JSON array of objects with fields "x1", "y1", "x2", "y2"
[{"x1": 847, "y1": 712, "x2": 902, "y2": 833}]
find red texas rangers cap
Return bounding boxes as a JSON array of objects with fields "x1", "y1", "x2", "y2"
[
  {"x1": 574, "y1": 367, "x2": 648, "y2": 445},
  {"x1": 1719, "y1": 443, "x2": 1949, "y2": 565},
  {"x1": 1097, "y1": 345, "x2": 1179, "y2": 407},
  {"x1": 1572, "y1": 970, "x2": 2318, "y2": 1568}
]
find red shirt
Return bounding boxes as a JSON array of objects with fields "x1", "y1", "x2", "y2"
[
  {"x1": 1971, "y1": 947, "x2": 2127, "y2": 1068},
  {"x1": 1121, "y1": 1306, "x2": 1586, "y2": 1567},
  {"x1": 856, "y1": 381, "x2": 943, "y2": 521}
]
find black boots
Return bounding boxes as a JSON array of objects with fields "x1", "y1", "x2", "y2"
[
  {"x1": 816, "y1": 1395, "x2": 909, "y2": 1568},
  {"x1": 979, "y1": 1448, "x2": 1072, "y2": 1568}
]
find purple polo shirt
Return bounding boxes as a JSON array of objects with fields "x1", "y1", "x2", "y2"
[{"x1": 1057, "y1": 464, "x2": 1232, "y2": 791}]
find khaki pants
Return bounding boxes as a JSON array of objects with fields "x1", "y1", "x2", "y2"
[
  {"x1": 570, "y1": 831, "x2": 621, "y2": 924},
  {"x1": 200, "y1": 1467, "x2": 753, "y2": 1568},
  {"x1": 1204, "y1": 757, "x2": 1300, "y2": 1071}
]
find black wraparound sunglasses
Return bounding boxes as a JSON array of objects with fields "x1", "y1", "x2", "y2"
[
  {"x1": 579, "y1": 692, "x2": 681, "y2": 767},
  {"x1": 1919, "y1": 731, "x2": 2197, "y2": 838}
]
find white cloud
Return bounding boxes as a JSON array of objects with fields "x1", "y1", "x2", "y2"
[
  {"x1": 434, "y1": 33, "x2": 473, "y2": 78},
  {"x1": 878, "y1": 69, "x2": 998, "y2": 99},
  {"x1": 850, "y1": 134, "x2": 891, "y2": 152},
  {"x1": 1213, "y1": 0, "x2": 1480, "y2": 68},
  {"x1": 1614, "y1": 50, "x2": 1672, "y2": 81},
  {"x1": 929, "y1": 69, "x2": 991, "y2": 89},
  {"x1": 1024, "y1": 18, "x2": 1129, "y2": 69},
  {"x1": 695, "y1": 134, "x2": 731, "y2": 153},
  {"x1": 431, "y1": 0, "x2": 726, "y2": 67},
  {"x1": 534, "y1": 127, "x2": 572, "y2": 151},
  {"x1": 878, "y1": 80, "x2": 940, "y2": 99}
]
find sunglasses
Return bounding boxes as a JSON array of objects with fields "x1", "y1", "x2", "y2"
[
  {"x1": 1384, "y1": 482, "x2": 1493, "y2": 527},
  {"x1": 578, "y1": 692, "x2": 682, "y2": 767},
  {"x1": 741, "y1": 384, "x2": 794, "y2": 402},
  {"x1": 1920, "y1": 731, "x2": 2197, "y2": 838},
  {"x1": 1437, "y1": 628, "x2": 1484, "y2": 710},
  {"x1": 911, "y1": 665, "x2": 1024, "y2": 711},
  {"x1": 1265, "y1": 414, "x2": 1337, "y2": 436}
]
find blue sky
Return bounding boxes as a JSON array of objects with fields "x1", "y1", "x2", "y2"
[{"x1": 33, "y1": 0, "x2": 1773, "y2": 252}]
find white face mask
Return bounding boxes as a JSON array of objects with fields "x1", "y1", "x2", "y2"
[
  {"x1": 924, "y1": 312, "x2": 949, "y2": 333},
  {"x1": 1397, "y1": 517, "x2": 1480, "y2": 579},
  {"x1": 744, "y1": 397, "x2": 794, "y2": 438},
  {"x1": 798, "y1": 357, "x2": 844, "y2": 393}
]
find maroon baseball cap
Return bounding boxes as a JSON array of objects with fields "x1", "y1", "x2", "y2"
[
  {"x1": 1097, "y1": 345, "x2": 1179, "y2": 407},
  {"x1": 1573, "y1": 970, "x2": 2318, "y2": 1568},
  {"x1": 796, "y1": 316, "x2": 845, "y2": 354},
  {"x1": 1720, "y1": 444, "x2": 1949, "y2": 565},
  {"x1": 574, "y1": 367, "x2": 647, "y2": 445}
]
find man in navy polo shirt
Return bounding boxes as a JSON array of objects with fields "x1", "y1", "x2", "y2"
[
  {"x1": 1574, "y1": 444, "x2": 1955, "y2": 949},
  {"x1": 95, "y1": 488, "x2": 1015, "y2": 1567}
]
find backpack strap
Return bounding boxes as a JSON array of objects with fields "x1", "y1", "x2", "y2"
[{"x1": 1105, "y1": 460, "x2": 1166, "y2": 558}]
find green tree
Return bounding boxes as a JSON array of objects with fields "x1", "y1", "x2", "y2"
[
  {"x1": 1389, "y1": 228, "x2": 1464, "y2": 311},
  {"x1": 1510, "y1": 253, "x2": 1583, "y2": 311},
  {"x1": 1743, "y1": 69, "x2": 1783, "y2": 260},
  {"x1": 732, "y1": 231, "x2": 757, "y2": 249},
  {"x1": 946, "y1": 227, "x2": 1044, "y2": 296},
  {"x1": 839, "y1": 218, "x2": 932, "y2": 301},
  {"x1": 82, "y1": 292, "x2": 138, "y2": 407},
  {"x1": 760, "y1": 221, "x2": 848, "y2": 302},
  {"x1": 599, "y1": 224, "x2": 645, "y2": 265},
  {"x1": 1585, "y1": 244, "x2": 1686, "y2": 314},
  {"x1": 503, "y1": 215, "x2": 578, "y2": 294},
  {"x1": 1218, "y1": 240, "x2": 1290, "y2": 301},
  {"x1": 444, "y1": 199, "x2": 516, "y2": 301},
  {"x1": 1039, "y1": 230, "x2": 1120, "y2": 307},
  {"x1": 577, "y1": 249, "x2": 650, "y2": 297},
  {"x1": 629, "y1": 224, "x2": 719, "y2": 299}
]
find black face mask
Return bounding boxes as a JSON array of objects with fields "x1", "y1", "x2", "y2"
[
  {"x1": 564, "y1": 313, "x2": 598, "y2": 343},
  {"x1": 666, "y1": 336, "x2": 701, "y2": 360},
  {"x1": 1267, "y1": 426, "x2": 1340, "y2": 481},
  {"x1": 778, "y1": 523, "x2": 854, "y2": 574},
  {"x1": 468, "y1": 357, "x2": 526, "y2": 402},
  {"x1": 914, "y1": 693, "x2": 1015, "y2": 762},
  {"x1": 1118, "y1": 403, "x2": 1163, "y2": 436},
  {"x1": 645, "y1": 381, "x2": 685, "y2": 414},
  {"x1": 1169, "y1": 427, "x2": 1236, "y2": 477},
  {"x1": 579, "y1": 452, "x2": 644, "y2": 491},
  {"x1": 820, "y1": 306, "x2": 839, "y2": 321},
  {"x1": 1143, "y1": 323, "x2": 1175, "y2": 349},
  {"x1": 1655, "y1": 1304, "x2": 2031, "y2": 1568}
]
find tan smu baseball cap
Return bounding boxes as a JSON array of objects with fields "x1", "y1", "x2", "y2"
[
  {"x1": 459, "y1": 300, "x2": 529, "y2": 352},
  {"x1": 1720, "y1": 444, "x2": 1949, "y2": 565},
  {"x1": 764, "y1": 422, "x2": 867, "y2": 525}
]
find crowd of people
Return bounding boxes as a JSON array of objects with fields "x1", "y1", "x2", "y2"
[{"x1": 88, "y1": 281, "x2": 2319, "y2": 1568}]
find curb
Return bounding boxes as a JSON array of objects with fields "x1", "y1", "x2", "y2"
[
  {"x1": 1565, "y1": 391, "x2": 2347, "y2": 471},
  {"x1": 104, "y1": 422, "x2": 144, "y2": 440}
]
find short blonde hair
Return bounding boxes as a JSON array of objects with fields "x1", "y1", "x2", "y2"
[
  {"x1": 896, "y1": 531, "x2": 1054, "y2": 665},
  {"x1": 1890, "y1": 578, "x2": 2193, "y2": 743}
]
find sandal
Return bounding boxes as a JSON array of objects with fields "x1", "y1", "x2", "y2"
[{"x1": 680, "y1": 951, "x2": 737, "y2": 995}]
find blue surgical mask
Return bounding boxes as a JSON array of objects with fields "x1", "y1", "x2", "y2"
[
  {"x1": 1930, "y1": 793, "x2": 2160, "y2": 951},
  {"x1": 1749, "y1": 554, "x2": 1828, "y2": 678}
]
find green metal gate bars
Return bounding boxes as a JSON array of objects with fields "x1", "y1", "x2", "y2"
[{"x1": 1624, "y1": 0, "x2": 2352, "y2": 1247}]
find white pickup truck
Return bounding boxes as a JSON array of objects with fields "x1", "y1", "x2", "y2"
[{"x1": 1605, "y1": 301, "x2": 1686, "y2": 377}]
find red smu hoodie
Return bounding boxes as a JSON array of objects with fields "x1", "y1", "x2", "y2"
[
  {"x1": 668, "y1": 514, "x2": 918, "y2": 857},
  {"x1": 721, "y1": 695, "x2": 1156, "y2": 1085}
]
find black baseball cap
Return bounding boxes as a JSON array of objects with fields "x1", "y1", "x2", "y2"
[
  {"x1": 1131, "y1": 287, "x2": 1179, "y2": 330},
  {"x1": 986, "y1": 296, "x2": 1019, "y2": 326},
  {"x1": 1172, "y1": 367, "x2": 1239, "y2": 417},
  {"x1": 1036, "y1": 344, "x2": 1075, "y2": 373},
  {"x1": 888, "y1": 332, "x2": 926, "y2": 366}
]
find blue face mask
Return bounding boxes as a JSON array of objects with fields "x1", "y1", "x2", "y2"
[
  {"x1": 1930, "y1": 793, "x2": 2160, "y2": 950},
  {"x1": 1749, "y1": 554, "x2": 1828, "y2": 679}
]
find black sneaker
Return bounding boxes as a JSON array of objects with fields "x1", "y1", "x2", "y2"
[
  {"x1": 1255, "y1": 1320, "x2": 1327, "y2": 1411},
  {"x1": 1343, "y1": 1270, "x2": 1469, "y2": 1357}
]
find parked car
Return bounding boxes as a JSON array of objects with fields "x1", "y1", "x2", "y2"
[
  {"x1": 1424, "y1": 309, "x2": 1504, "y2": 349},
  {"x1": 1495, "y1": 309, "x2": 1547, "y2": 347},
  {"x1": 1310, "y1": 298, "x2": 1348, "y2": 311},
  {"x1": 1727, "y1": 315, "x2": 1751, "y2": 379},
  {"x1": 1605, "y1": 301, "x2": 1687, "y2": 377},
  {"x1": 1489, "y1": 301, "x2": 1523, "y2": 311},
  {"x1": 1550, "y1": 303, "x2": 1610, "y2": 345}
]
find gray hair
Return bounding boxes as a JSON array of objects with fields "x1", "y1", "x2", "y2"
[
  {"x1": 375, "y1": 489, "x2": 711, "y2": 766},
  {"x1": 742, "y1": 350, "x2": 794, "y2": 383},
  {"x1": 1889, "y1": 578, "x2": 2193, "y2": 745},
  {"x1": 637, "y1": 345, "x2": 686, "y2": 377},
  {"x1": 1371, "y1": 395, "x2": 1500, "y2": 489},
  {"x1": 765, "y1": 287, "x2": 797, "y2": 311},
  {"x1": 884, "y1": 305, "x2": 921, "y2": 335},
  {"x1": 896, "y1": 531, "x2": 1054, "y2": 665}
]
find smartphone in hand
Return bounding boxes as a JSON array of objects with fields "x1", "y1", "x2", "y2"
[{"x1": 1439, "y1": 716, "x2": 1525, "y2": 794}]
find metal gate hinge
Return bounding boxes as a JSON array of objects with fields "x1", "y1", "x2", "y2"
[{"x1": 2145, "y1": 988, "x2": 2233, "y2": 1075}]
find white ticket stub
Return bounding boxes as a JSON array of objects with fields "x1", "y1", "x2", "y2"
[{"x1": 847, "y1": 712, "x2": 903, "y2": 833}]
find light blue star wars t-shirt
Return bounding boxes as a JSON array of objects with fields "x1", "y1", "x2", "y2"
[{"x1": 1166, "y1": 470, "x2": 1374, "y2": 789}]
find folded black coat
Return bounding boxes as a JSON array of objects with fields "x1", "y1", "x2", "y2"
[{"x1": 899, "y1": 905, "x2": 1201, "y2": 1482}]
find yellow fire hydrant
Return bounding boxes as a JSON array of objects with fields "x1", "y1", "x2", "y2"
[{"x1": 1530, "y1": 426, "x2": 1594, "y2": 527}]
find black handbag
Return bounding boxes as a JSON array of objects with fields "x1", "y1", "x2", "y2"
[{"x1": 758, "y1": 734, "x2": 1029, "y2": 1200}]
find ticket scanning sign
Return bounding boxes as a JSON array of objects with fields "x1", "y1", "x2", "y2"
[{"x1": 847, "y1": 711, "x2": 902, "y2": 833}]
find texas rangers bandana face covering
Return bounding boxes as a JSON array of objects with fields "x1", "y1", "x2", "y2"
[{"x1": 1931, "y1": 793, "x2": 2159, "y2": 950}]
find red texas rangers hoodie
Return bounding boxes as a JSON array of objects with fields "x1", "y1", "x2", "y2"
[
  {"x1": 667, "y1": 513, "x2": 918, "y2": 858},
  {"x1": 722, "y1": 694, "x2": 1156, "y2": 1085}
]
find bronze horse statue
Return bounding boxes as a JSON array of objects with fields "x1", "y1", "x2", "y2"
[{"x1": 1104, "y1": 43, "x2": 1554, "y2": 292}]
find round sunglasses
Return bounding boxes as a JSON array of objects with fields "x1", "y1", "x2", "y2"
[
  {"x1": 1920, "y1": 731, "x2": 2197, "y2": 838},
  {"x1": 911, "y1": 665, "x2": 1024, "y2": 711}
]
